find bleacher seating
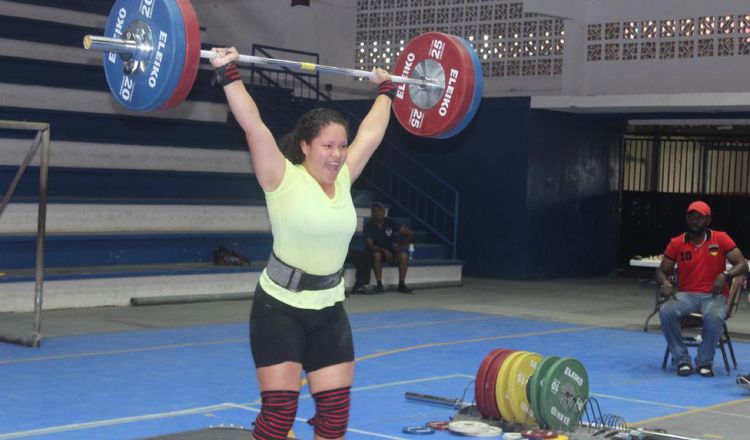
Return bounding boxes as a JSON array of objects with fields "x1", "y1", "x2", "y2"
[{"x1": 0, "y1": 2, "x2": 463, "y2": 312}]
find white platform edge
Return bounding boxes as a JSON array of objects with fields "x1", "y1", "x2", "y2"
[{"x1": 0, "y1": 264, "x2": 463, "y2": 312}]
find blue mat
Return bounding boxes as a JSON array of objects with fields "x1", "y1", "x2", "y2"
[{"x1": 1, "y1": 309, "x2": 748, "y2": 439}]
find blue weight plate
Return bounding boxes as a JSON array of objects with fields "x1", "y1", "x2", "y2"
[
  {"x1": 103, "y1": 0, "x2": 187, "y2": 111},
  {"x1": 402, "y1": 425, "x2": 435, "y2": 435},
  {"x1": 435, "y1": 35, "x2": 483, "y2": 139}
]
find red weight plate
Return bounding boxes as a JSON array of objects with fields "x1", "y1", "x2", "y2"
[
  {"x1": 392, "y1": 32, "x2": 476, "y2": 138},
  {"x1": 426, "y1": 421, "x2": 450, "y2": 431},
  {"x1": 484, "y1": 349, "x2": 514, "y2": 420},
  {"x1": 428, "y1": 34, "x2": 476, "y2": 137},
  {"x1": 475, "y1": 349, "x2": 503, "y2": 418},
  {"x1": 435, "y1": 34, "x2": 483, "y2": 139},
  {"x1": 160, "y1": 0, "x2": 201, "y2": 109}
]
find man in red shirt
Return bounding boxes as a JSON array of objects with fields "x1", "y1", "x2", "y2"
[{"x1": 656, "y1": 201, "x2": 747, "y2": 377}]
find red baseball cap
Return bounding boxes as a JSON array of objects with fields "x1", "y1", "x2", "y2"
[{"x1": 687, "y1": 201, "x2": 711, "y2": 216}]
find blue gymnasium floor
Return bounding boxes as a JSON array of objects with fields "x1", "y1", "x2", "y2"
[{"x1": 1, "y1": 308, "x2": 749, "y2": 439}]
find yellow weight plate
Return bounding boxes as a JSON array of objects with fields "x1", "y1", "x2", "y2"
[
  {"x1": 495, "y1": 350, "x2": 525, "y2": 423},
  {"x1": 508, "y1": 351, "x2": 542, "y2": 425}
]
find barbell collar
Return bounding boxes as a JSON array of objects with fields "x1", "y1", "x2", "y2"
[{"x1": 84, "y1": 35, "x2": 144, "y2": 59}]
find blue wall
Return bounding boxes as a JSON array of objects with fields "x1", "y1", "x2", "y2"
[
  {"x1": 395, "y1": 97, "x2": 533, "y2": 278},
  {"x1": 525, "y1": 110, "x2": 625, "y2": 278},
  {"x1": 340, "y1": 97, "x2": 531, "y2": 278},
  {"x1": 339, "y1": 98, "x2": 627, "y2": 279}
]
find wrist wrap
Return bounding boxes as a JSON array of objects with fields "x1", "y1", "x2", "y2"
[
  {"x1": 213, "y1": 61, "x2": 242, "y2": 87},
  {"x1": 378, "y1": 80, "x2": 397, "y2": 99}
]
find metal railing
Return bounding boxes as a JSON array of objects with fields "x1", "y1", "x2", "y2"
[
  {"x1": 248, "y1": 45, "x2": 460, "y2": 258},
  {"x1": 0, "y1": 120, "x2": 50, "y2": 348},
  {"x1": 251, "y1": 44, "x2": 322, "y2": 100}
]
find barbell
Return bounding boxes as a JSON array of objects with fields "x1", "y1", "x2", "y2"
[{"x1": 82, "y1": 0, "x2": 483, "y2": 138}]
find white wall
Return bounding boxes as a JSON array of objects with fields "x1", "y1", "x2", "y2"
[
  {"x1": 193, "y1": 0, "x2": 371, "y2": 98},
  {"x1": 526, "y1": 0, "x2": 750, "y2": 98}
]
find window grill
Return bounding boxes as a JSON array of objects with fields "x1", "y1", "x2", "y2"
[{"x1": 622, "y1": 135, "x2": 750, "y2": 195}]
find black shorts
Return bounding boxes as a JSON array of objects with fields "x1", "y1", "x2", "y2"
[{"x1": 249, "y1": 285, "x2": 354, "y2": 372}]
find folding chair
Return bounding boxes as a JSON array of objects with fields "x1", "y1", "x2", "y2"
[{"x1": 661, "y1": 274, "x2": 746, "y2": 375}]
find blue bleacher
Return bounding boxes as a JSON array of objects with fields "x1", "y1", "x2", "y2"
[{"x1": 0, "y1": 7, "x2": 462, "y2": 306}]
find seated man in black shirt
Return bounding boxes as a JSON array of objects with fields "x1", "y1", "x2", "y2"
[{"x1": 363, "y1": 202, "x2": 414, "y2": 293}]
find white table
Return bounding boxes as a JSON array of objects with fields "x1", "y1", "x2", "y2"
[
  {"x1": 629, "y1": 258, "x2": 734, "y2": 269},
  {"x1": 630, "y1": 259, "x2": 660, "y2": 268}
]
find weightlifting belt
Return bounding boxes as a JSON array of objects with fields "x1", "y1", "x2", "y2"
[{"x1": 265, "y1": 252, "x2": 343, "y2": 292}]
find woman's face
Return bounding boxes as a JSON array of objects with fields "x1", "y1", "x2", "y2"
[{"x1": 301, "y1": 122, "x2": 349, "y2": 187}]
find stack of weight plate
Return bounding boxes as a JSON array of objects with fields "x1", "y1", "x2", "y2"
[{"x1": 474, "y1": 349, "x2": 589, "y2": 432}]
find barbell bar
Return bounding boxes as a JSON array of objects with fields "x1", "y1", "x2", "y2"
[
  {"x1": 83, "y1": 35, "x2": 440, "y2": 88},
  {"x1": 82, "y1": 0, "x2": 483, "y2": 138}
]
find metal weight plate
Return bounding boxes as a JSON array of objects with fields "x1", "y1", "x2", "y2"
[
  {"x1": 475, "y1": 349, "x2": 503, "y2": 418},
  {"x1": 528, "y1": 356, "x2": 559, "y2": 429},
  {"x1": 160, "y1": 0, "x2": 201, "y2": 109},
  {"x1": 537, "y1": 358, "x2": 589, "y2": 432},
  {"x1": 448, "y1": 421, "x2": 491, "y2": 435},
  {"x1": 103, "y1": 0, "x2": 187, "y2": 111},
  {"x1": 472, "y1": 425, "x2": 503, "y2": 437},
  {"x1": 520, "y1": 429, "x2": 558, "y2": 439},
  {"x1": 484, "y1": 349, "x2": 514, "y2": 420},
  {"x1": 495, "y1": 351, "x2": 525, "y2": 423},
  {"x1": 435, "y1": 35, "x2": 484, "y2": 139},
  {"x1": 392, "y1": 32, "x2": 477, "y2": 138},
  {"x1": 402, "y1": 425, "x2": 435, "y2": 435},
  {"x1": 508, "y1": 351, "x2": 542, "y2": 425}
]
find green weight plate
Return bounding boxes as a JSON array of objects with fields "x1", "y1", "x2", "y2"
[
  {"x1": 528, "y1": 356, "x2": 559, "y2": 429},
  {"x1": 538, "y1": 358, "x2": 589, "y2": 432}
]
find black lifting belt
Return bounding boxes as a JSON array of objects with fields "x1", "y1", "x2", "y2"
[{"x1": 266, "y1": 253, "x2": 343, "y2": 292}]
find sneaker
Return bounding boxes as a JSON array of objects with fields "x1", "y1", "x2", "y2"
[
  {"x1": 375, "y1": 283, "x2": 384, "y2": 293},
  {"x1": 737, "y1": 374, "x2": 750, "y2": 390},
  {"x1": 698, "y1": 365, "x2": 714, "y2": 377},
  {"x1": 397, "y1": 283, "x2": 413, "y2": 294},
  {"x1": 677, "y1": 362, "x2": 693, "y2": 377}
]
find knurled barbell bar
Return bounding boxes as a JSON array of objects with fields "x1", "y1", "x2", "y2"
[{"x1": 82, "y1": 0, "x2": 483, "y2": 138}]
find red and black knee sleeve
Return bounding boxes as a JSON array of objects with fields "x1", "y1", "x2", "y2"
[
  {"x1": 253, "y1": 390, "x2": 300, "y2": 440},
  {"x1": 307, "y1": 386, "x2": 351, "y2": 439}
]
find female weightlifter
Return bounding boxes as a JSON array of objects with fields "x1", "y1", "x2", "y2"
[{"x1": 210, "y1": 47, "x2": 395, "y2": 440}]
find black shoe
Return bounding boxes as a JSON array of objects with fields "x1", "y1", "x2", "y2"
[
  {"x1": 737, "y1": 374, "x2": 750, "y2": 390},
  {"x1": 698, "y1": 365, "x2": 714, "y2": 377},
  {"x1": 375, "y1": 284, "x2": 384, "y2": 293},
  {"x1": 397, "y1": 283, "x2": 413, "y2": 294},
  {"x1": 677, "y1": 362, "x2": 693, "y2": 377}
]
